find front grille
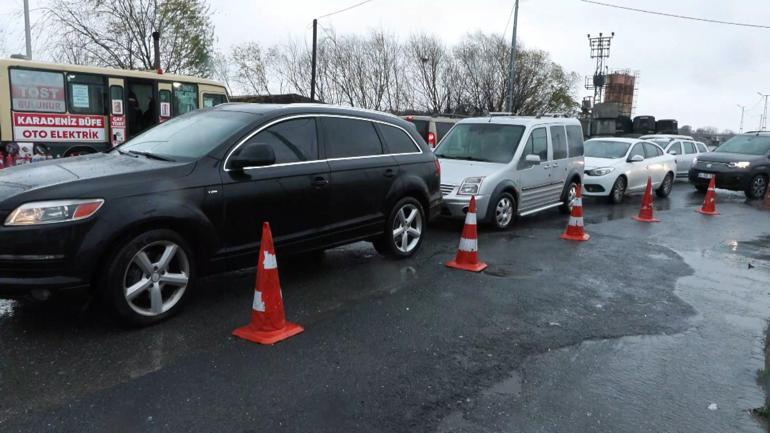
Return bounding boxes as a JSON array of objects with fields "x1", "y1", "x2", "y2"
[
  {"x1": 440, "y1": 184, "x2": 456, "y2": 196},
  {"x1": 698, "y1": 161, "x2": 729, "y2": 169}
]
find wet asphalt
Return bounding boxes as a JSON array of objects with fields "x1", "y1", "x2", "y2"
[{"x1": 1, "y1": 181, "x2": 770, "y2": 433}]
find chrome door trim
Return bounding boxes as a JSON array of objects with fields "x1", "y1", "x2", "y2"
[{"x1": 223, "y1": 113, "x2": 423, "y2": 173}]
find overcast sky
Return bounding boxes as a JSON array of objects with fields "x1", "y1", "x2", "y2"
[{"x1": 2, "y1": 0, "x2": 769, "y2": 131}]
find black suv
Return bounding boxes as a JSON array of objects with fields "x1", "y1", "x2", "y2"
[
  {"x1": 689, "y1": 132, "x2": 770, "y2": 199},
  {"x1": 0, "y1": 104, "x2": 441, "y2": 324}
]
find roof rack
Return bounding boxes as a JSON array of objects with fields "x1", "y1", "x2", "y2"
[
  {"x1": 536, "y1": 113, "x2": 570, "y2": 118},
  {"x1": 487, "y1": 112, "x2": 513, "y2": 117}
]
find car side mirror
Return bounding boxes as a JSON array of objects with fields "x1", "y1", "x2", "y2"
[
  {"x1": 524, "y1": 154, "x2": 541, "y2": 163},
  {"x1": 230, "y1": 143, "x2": 275, "y2": 170},
  {"x1": 669, "y1": 150, "x2": 678, "y2": 155},
  {"x1": 628, "y1": 154, "x2": 644, "y2": 163}
]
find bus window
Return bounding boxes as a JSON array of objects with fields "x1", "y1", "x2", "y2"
[
  {"x1": 10, "y1": 68, "x2": 66, "y2": 113},
  {"x1": 159, "y1": 89, "x2": 171, "y2": 120},
  {"x1": 66, "y1": 73, "x2": 107, "y2": 115},
  {"x1": 110, "y1": 86, "x2": 124, "y2": 115},
  {"x1": 203, "y1": 93, "x2": 227, "y2": 108},
  {"x1": 127, "y1": 80, "x2": 156, "y2": 137},
  {"x1": 172, "y1": 82, "x2": 198, "y2": 115}
]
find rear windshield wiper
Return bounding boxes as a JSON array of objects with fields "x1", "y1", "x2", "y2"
[{"x1": 127, "y1": 150, "x2": 175, "y2": 162}]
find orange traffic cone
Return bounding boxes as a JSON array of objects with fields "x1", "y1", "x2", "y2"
[
  {"x1": 446, "y1": 196, "x2": 487, "y2": 272},
  {"x1": 232, "y1": 222, "x2": 303, "y2": 345},
  {"x1": 632, "y1": 177, "x2": 660, "y2": 223},
  {"x1": 561, "y1": 184, "x2": 590, "y2": 241},
  {"x1": 763, "y1": 186, "x2": 770, "y2": 209},
  {"x1": 697, "y1": 176, "x2": 719, "y2": 216}
]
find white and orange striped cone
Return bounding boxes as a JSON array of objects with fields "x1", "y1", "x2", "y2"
[
  {"x1": 696, "y1": 176, "x2": 719, "y2": 216},
  {"x1": 445, "y1": 196, "x2": 487, "y2": 272},
  {"x1": 232, "y1": 222, "x2": 303, "y2": 345},
  {"x1": 560, "y1": 184, "x2": 590, "y2": 241}
]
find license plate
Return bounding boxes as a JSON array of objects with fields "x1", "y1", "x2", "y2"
[{"x1": 698, "y1": 172, "x2": 714, "y2": 179}]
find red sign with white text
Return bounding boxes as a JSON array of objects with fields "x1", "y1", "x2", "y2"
[{"x1": 12, "y1": 112, "x2": 107, "y2": 142}]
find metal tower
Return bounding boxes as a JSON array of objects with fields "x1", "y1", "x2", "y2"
[{"x1": 585, "y1": 32, "x2": 614, "y2": 106}]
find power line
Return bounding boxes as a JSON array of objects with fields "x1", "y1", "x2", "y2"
[
  {"x1": 580, "y1": 0, "x2": 770, "y2": 29},
  {"x1": 317, "y1": 0, "x2": 377, "y2": 19},
  {"x1": 502, "y1": 1, "x2": 517, "y2": 38}
]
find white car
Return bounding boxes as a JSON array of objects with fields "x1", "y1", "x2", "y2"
[
  {"x1": 640, "y1": 134, "x2": 709, "y2": 178},
  {"x1": 582, "y1": 138, "x2": 677, "y2": 204}
]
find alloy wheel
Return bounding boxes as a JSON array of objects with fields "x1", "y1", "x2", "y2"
[
  {"x1": 392, "y1": 204, "x2": 423, "y2": 254},
  {"x1": 663, "y1": 174, "x2": 673, "y2": 194},
  {"x1": 495, "y1": 197, "x2": 514, "y2": 228},
  {"x1": 123, "y1": 241, "x2": 190, "y2": 317},
  {"x1": 613, "y1": 177, "x2": 626, "y2": 202},
  {"x1": 567, "y1": 183, "x2": 578, "y2": 209},
  {"x1": 752, "y1": 176, "x2": 768, "y2": 199}
]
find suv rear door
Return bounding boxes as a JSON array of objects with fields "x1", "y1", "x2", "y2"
[{"x1": 321, "y1": 116, "x2": 399, "y2": 238}]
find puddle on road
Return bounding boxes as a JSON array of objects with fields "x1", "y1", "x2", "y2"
[{"x1": 0, "y1": 299, "x2": 16, "y2": 319}]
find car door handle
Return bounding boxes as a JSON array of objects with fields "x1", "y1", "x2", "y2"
[
  {"x1": 552, "y1": 162, "x2": 559, "y2": 167},
  {"x1": 383, "y1": 168, "x2": 396, "y2": 178},
  {"x1": 542, "y1": 164, "x2": 551, "y2": 169},
  {"x1": 311, "y1": 176, "x2": 329, "y2": 188}
]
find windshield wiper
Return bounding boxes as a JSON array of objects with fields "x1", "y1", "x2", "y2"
[
  {"x1": 117, "y1": 149, "x2": 138, "y2": 158},
  {"x1": 127, "y1": 150, "x2": 175, "y2": 162}
]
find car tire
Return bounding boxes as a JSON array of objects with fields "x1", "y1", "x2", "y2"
[
  {"x1": 745, "y1": 174, "x2": 768, "y2": 200},
  {"x1": 655, "y1": 173, "x2": 674, "y2": 198},
  {"x1": 372, "y1": 197, "x2": 425, "y2": 258},
  {"x1": 101, "y1": 229, "x2": 194, "y2": 326},
  {"x1": 608, "y1": 176, "x2": 626, "y2": 204},
  {"x1": 489, "y1": 192, "x2": 517, "y2": 230},
  {"x1": 559, "y1": 181, "x2": 579, "y2": 214}
]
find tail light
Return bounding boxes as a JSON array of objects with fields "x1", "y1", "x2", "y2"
[
  {"x1": 427, "y1": 132, "x2": 436, "y2": 147},
  {"x1": 434, "y1": 158, "x2": 441, "y2": 177}
]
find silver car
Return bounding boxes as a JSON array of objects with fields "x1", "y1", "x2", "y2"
[{"x1": 436, "y1": 116, "x2": 585, "y2": 229}]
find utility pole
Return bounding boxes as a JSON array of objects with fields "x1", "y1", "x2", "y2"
[
  {"x1": 758, "y1": 92, "x2": 769, "y2": 131},
  {"x1": 505, "y1": 0, "x2": 520, "y2": 113},
  {"x1": 737, "y1": 104, "x2": 746, "y2": 133},
  {"x1": 23, "y1": 0, "x2": 32, "y2": 59},
  {"x1": 310, "y1": 19, "x2": 318, "y2": 102}
]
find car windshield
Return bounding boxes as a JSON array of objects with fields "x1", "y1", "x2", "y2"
[
  {"x1": 434, "y1": 123, "x2": 525, "y2": 163},
  {"x1": 117, "y1": 110, "x2": 257, "y2": 161},
  {"x1": 584, "y1": 140, "x2": 631, "y2": 159},
  {"x1": 716, "y1": 135, "x2": 770, "y2": 155}
]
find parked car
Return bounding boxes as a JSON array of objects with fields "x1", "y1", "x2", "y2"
[
  {"x1": 583, "y1": 138, "x2": 676, "y2": 204},
  {"x1": 639, "y1": 134, "x2": 708, "y2": 178},
  {"x1": 436, "y1": 116, "x2": 584, "y2": 230},
  {"x1": 403, "y1": 115, "x2": 458, "y2": 148},
  {"x1": 0, "y1": 104, "x2": 441, "y2": 325},
  {"x1": 689, "y1": 132, "x2": 770, "y2": 199}
]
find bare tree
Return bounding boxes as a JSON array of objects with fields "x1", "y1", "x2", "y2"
[
  {"x1": 405, "y1": 34, "x2": 451, "y2": 113},
  {"x1": 230, "y1": 42, "x2": 270, "y2": 95},
  {"x1": 45, "y1": 0, "x2": 215, "y2": 76}
]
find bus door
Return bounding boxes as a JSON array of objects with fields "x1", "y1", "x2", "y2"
[
  {"x1": 125, "y1": 78, "x2": 158, "y2": 138},
  {"x1": 158, "y1": 82, "x2": 172, "y2": 124},
  {"x1": 108, "y1": 77, "x2": 126, "y2": 147}
]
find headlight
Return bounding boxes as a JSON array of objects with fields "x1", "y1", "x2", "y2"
[
  {"x1": 585, "y1": 167, "x2": 614, "y2": 176},
  {"x1": 728, "y1": 161, "x2": 751, "y2": 169},
  {"x1": 692, "y1": 157, "x2": 697, "y2": 164},
  {"x1": 458, "y1": 177, "x2": 484, "y2": 195},
  {"x1": 5, "y1": 199, "x2": 104, "y2": 226}
]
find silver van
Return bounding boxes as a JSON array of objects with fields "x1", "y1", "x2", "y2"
[{"x1": 436, "y1": 116, "x2": 585, "y2": 229}]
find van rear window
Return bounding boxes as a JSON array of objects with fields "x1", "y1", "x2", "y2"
[{"x1": 409, "y1": 119, "x2": 429, "y2": 139}]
